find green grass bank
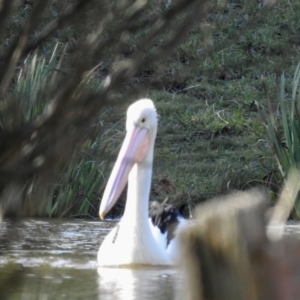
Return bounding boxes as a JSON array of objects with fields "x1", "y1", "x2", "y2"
[{"x1": 1, "y1": 0, "x2": 300, "y2": 217}]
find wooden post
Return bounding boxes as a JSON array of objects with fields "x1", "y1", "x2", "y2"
[{"x1": 178, "y1": 189, "x2": 300, "y2": 300}]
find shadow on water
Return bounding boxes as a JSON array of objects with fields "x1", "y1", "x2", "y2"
[{"x1": 0, "y1": 219, "x2": 181, "y2": 300}]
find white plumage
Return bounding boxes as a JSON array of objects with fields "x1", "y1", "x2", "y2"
[{"x1": 98, "y1": 99, "x2": 184, "y2": 267}]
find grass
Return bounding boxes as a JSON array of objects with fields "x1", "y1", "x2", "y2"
[
  {"x1": 141, "y1": 0, "x2": 300, "y2": 213},
  {"x1": 1, "y1": 0, "x2": 300, "y2": 217}
]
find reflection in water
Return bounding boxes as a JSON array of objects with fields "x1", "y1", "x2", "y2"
[
  {"x1": 98, "y1": 267, "x2": 179, "y2": 300},
  {"x1": 0, "y1": 219, "x2": 181, "y2": 299}
]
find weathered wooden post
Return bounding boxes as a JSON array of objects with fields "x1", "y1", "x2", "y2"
[{"x1": 178, "y1": 189, "x2": 300, "y2": 300}]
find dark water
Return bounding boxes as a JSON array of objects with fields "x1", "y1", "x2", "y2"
[{"x1": 0, "y1": 219, "x2": 180, "y2": 300}]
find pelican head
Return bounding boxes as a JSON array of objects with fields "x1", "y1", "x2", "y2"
[{"x1": 99, "y1": 99, "x2": 158, "y2": 219}]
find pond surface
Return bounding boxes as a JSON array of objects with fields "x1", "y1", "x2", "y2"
[
  {"x1": 1, "y1": 219, "x2": 300, "y2": 300},
  {"x1": 0, "y1": 219, "x2": 181, "y2": 300}
]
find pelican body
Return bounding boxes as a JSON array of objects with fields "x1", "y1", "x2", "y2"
[{"x1": 98, "y1": 99, "x2": 181, "y2": 267}]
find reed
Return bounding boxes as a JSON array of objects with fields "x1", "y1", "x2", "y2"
[
  {"x1": 260, "y1": 61, "x2": 300, "y2": 217},
  {"x1": 4, "y1": 46, "x2": 113, "y2": 217}
]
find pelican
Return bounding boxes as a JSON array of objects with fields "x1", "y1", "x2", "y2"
[{"x1": 98, "y1": 99, "x2": 184, "y2": 267}]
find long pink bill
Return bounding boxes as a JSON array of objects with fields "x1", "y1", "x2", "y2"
[{"x1": 99, "y1": 125, "x2": 150, "y2": 219}]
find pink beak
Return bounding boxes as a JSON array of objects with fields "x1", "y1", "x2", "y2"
[{"x1": 99, "y1": 125, "x2": 150, "y2": 219}]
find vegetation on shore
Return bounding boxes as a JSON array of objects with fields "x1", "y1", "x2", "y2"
[{"x1": 1, "y1": 0, "x2": 300, "y2": 218}]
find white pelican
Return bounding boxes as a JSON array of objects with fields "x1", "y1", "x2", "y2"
[{"x1": 98, "y1": 99, "x2": 184, "y2": 267}]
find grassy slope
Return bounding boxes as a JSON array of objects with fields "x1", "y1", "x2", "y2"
[
  {"x1": 3, "y1": 0, "x2": 300, "y2": 217},
  {"x1": 102, "y1": 0, "x2": 300, "y2": 214}
]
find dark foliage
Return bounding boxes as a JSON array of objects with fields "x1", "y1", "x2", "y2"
[{"x1": 0, "y1": 0, "x2": 209, "y2": 215}]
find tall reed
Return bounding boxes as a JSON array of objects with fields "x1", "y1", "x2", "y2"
[
  {"x1": 10, "y1": 45, "x2": 114, "y2": 217},
  {"x1": 261, "y1": 61, "x2": 300, "y2": 217}
]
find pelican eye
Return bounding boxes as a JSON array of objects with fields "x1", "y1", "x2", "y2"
[{"x1": 141, "y1": 118, "x2": 146, "y2": 123}]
